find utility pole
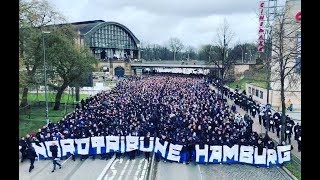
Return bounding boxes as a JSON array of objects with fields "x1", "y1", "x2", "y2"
[{"x1": 42, "y1": 31, "x2": 51, "y2": 125}]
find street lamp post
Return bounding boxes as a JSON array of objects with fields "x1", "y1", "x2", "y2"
[{"x1": 42, "y1": 31, "x2": 50, "y2": 125}]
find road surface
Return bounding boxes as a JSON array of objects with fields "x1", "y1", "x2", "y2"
[
  {"x1": 155, "y1": 161, "x2": 292, "y2": 180},
  {"x1": 19, "y1": 155, "x2": 150, "y2": 180}
]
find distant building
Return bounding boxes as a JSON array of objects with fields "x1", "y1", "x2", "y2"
[
  {"x1": 247, "y1": 0, "x2": 301, "y2": 110},
  {"x1": 59, "y1": 20, "x2": 141, "y2": 78},
  {"x1": 270, "y1": 0, "x2": 301, "y2": 109}
]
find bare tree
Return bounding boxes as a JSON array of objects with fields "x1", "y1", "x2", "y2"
[
  {"x1": 270, "y1": 6, "x2": 301, "y2": 142},
  {"x1": 209, "y1": 19, "x2": 237, "y2": 97},
  {"x1": 168, "y1": 37, "x2": 184, "y2": 61}
]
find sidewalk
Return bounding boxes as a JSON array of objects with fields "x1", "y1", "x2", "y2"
[{"x1": 209, "y1": 85, "x2": 301, "y2": 161}]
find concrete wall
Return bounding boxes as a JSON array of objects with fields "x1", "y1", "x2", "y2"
[
  {"x1": 246, "y1": 84, "x2": 268, "y2": 104},
  {"x1": 246, "y1": 83, "x2": 301, "y2": 110},
  {"x1": 233, "y1": 65, "x2": 250, "y2": 80},
  {"x1": 234, "y1": 65, "x2": 250, "y2": 75}
]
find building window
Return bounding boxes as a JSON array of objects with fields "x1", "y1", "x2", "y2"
[
  {"x1": 255, "y1": 89, "x2": 259, "y2": 97},
  {"x1": 260, "y1": 91, "x2": 263, "y2": 99},
  {"x1": 252, "y1": 88, "x2": 255, "y2": 95},
  {"x1": 249, "y1": 87, "x2": 252, "y2": 94}
]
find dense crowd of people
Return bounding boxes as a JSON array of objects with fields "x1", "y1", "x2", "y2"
[
  {"x1": 213, "y1": 78, "x2": 301, "y2": 152},
  {"x1": 19, "y1": 74, "x2": 300, "y2": 165}
]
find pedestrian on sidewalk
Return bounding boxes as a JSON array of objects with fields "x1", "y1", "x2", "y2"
[
  {"x1": 269, "y1": 116, "x2": 275, "y2": 133},
  {"x1": 258, "y1": 105, "x2": 264, "y2": 125},
  {"x1": 49, "y1": 142, "x2": 62, "y2": 173},
  {"x1": 286, "y1": 99, "x2": 293, "y2": 111},
  {"x1": 26, "y1": 145, "x2": 37, "y2": 172},
  {"x1": 276, "y1": 124, "x2": 281, "y2": 138},
  {"x1": 285, "y1": 123, "x2": 293, "y2": 144},
  {"x1": 297, "y1": 133, "x2": 301, "y2": 152},
  {"x1": 294, "y1": 123, "x2": 301, "y2": 140},
  {"x1": 251, "y1": 104, "x2": 257, "y2": 118}
]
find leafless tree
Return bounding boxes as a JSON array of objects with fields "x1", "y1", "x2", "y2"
[
  {"x1": 168, "y1": 37, "x2": 184, "y2": 61},
  {"x1": 269, "y1": 6, "x2": 301, "y2": 142},
  {"x1": 209, "y1": 19, "x2": 237, "y2": 96}
]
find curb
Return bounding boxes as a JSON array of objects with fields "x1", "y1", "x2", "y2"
[{"x1": 282, "y1": 166, "x2": 298, "y2": 180}]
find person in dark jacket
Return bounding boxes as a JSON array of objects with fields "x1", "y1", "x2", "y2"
[
  {"x1": 49, "y1": 142, "x2": 62, "y2": 172},
  {"x1": 294, "y1": 123, "x2": 301, "y2": 140},
  {"x1": 144, "y1": 134, "x2": 151, "y2": 161},
  {"x1": 19, "y1": 136, "x2": 28, "y2": 163},
  {"x1": 256, "y1": 138, "x2": 264, "y2": 155},
  {"x1": 296, "y1": 133, "x2": 301, "y2": 152},
  {"x1": 266, "y1": 139, "x2": 275, "y2": 149},
  {"x1": 26, "y1": 145, "x2": 37, "y2": 172}
]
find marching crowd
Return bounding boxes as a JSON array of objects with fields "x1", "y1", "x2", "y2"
[
  {"x1": 212, "y1": 78, "x2": 301, "y2": 152},
  {"x1": 20, "y1": 74, "x2": 301, "y2": 170}
]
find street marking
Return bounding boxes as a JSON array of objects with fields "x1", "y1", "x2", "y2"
[
  {"x1": 104, "y1": 158, "x2": 123, "y2": 180},
  {"x1": 125, "y1": 159, "x2": 136, "y2": 180},
  {"x1": 61, "y1": 155, "x2": 72, "y2": 165},
  {"x1": 133, "y1": 159, "x2": 145, "y2": 180},
  {"x1": 198, "y1": 165, "x2": 203, "y2": 180},
  {"x1": 96, "y1": 155, "x2": 116, "y2": 180},
  {"x1": 139, "y1": 159, "x2": 149, "y2": 180},
  {"x1": 105, "y1": 170, "x2": 117, "y2": 180},
  {"x1": 118, "y1": 159, "x2": 131, "y2": 180},
  {"x1": 135, "y1": 159, "x2": 145, "y2": 176}
]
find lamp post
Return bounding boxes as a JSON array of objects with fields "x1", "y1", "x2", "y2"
[
  {"x1": 245, "y1": 53, "x2": 248, "y2": 63},
  {"x1": 42, "y1": 31, "x2": 50, "y2": 125}
]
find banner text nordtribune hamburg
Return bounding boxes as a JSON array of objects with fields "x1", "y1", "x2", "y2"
[{"x1": 31, "y1": 136, "x2": 291, "y2": 167}]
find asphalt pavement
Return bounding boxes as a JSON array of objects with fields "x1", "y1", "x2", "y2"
[
  {"x1": 155, "y1": 161, "x2": 292, "y2": 180},
  {"x1": 19, "y1": 155, "x2": 150, "y2": 180}
]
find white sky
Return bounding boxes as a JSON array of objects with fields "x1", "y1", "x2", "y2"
[{"x1": 47, "y1": 0, "x2": 287, "y2": 49}]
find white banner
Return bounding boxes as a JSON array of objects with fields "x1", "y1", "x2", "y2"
[
  {"x1": 31, "y1": 136, "x2": 291, "y2": 167},
  {"x1": 60, "y1": 139, "x2": 75, "y2": 156},
  {"x1": 126, "y1": 136, "x2": 139, "y2": 152},
  {"x1": 167, "y1": 144, "x2": 183, "y2": 162},
  {"x1": 209, "y1": 146, "x2": 222, "y2": 163},
  {"x1": 91, "y1": 136, "x2": 105, "y2": 154},
  {"x1": 223, "y1": 145, "x2": 239, "y2": 162},
  {"x1": 75, "y1": 138, "x2": 90, "y2": 155},
  {"x1": 239, "y1": 146, "x2": 254, "y2": 164},
  {"x1": 154, "y1": 138, "x2": 169, "y2": 158}
]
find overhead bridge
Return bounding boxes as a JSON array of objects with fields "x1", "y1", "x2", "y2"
[{"x1": 130, "y1": 63, "x2": 221, "y2": 69}]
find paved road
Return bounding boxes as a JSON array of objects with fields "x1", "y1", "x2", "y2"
[
  {"x1": 19, "y1": 155, "x2": 150, "y2": 180},
  {"x1": 155, "y1": 161, "x2": 292, "y2": 180}
]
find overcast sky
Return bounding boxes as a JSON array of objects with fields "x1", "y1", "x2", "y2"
[{"x1": 47, "y1": 0, "x2": 286, "y2": 49}]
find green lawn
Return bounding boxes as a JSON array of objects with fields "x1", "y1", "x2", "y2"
[
  {"x1": 228, "y1": 67, "x2": 268, "y2": 90},
  {"x1": 19, "y1": 93, "x2": 89, "y2": 104},
  {"x1": 19, "y1": 105, "x2": 75, "y2": 137},
  {"x1": 19, "y1": 90, "x2": 82, "y2": 138},
  {"x1": 228, "y1": 78, "x2": 248, "y2": 90},
  {"x1": 284, "y1": 155, "x2": 301, "y2": 180}
]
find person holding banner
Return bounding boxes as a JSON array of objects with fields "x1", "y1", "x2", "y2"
[
  {"x1": 49, "y1": 142, "x2": 62, "y2": 173},
  {"x1": 144, "y1": 133, "x2": 151, "y2": 161},
  {"x1": 26, "y1": 145, "x2": 37, "y2": 172},
  {"x1": 19, "y1": 136, "x2": 28, "y2": 163}
]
